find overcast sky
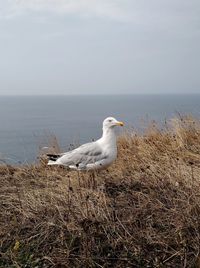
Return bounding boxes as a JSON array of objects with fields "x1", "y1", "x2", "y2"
[{"x1": 0, "y1": 0, "x2": 199, "y2": 95}]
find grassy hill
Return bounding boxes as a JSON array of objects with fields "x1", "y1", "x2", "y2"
[{"x1": 1, "y1": 116, "x2": 200, "y2": 267}]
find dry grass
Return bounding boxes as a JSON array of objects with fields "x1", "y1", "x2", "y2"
[{"x1": 1, "y1": 116, "x2": 200, "y2": 267}]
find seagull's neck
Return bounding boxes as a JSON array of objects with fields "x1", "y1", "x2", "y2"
[{"x1": 100, "y1": 127, "x2": 117, "y2": 146}]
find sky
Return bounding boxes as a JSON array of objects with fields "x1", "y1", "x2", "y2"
[{"x1": 0, "y1": 0, "x2": 199, "y2": 95}]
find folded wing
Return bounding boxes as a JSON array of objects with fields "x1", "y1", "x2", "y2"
[{"x1": 47, "y1": 141, "x2": 107, "y2": 169}]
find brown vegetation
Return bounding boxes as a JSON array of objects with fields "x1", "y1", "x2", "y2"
[{"x1": 1, "y1": 116, "x2": 200, "y2": 267}]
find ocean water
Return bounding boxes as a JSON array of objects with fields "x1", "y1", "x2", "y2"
[{"x1": 0, "y1": 94, "x2": 200, "y2": 164}]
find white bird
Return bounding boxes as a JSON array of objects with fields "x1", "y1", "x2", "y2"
[{"x1": 47, "y1": 117, "x2": 124, "y2": 170}]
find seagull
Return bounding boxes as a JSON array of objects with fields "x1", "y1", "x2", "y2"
[{"x1": 47, "y1": 117, "x2": 124, "y2": 170}]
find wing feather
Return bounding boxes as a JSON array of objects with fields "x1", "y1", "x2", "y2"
[{"x1": 55, "y1": 141, "x2": 106, "y2": 168}]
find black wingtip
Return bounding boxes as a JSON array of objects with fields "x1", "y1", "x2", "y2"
[{"x1": 46, "y1": 154, "x2": 60, "y2": 161}]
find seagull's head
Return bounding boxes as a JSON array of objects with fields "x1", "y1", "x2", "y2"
[{"x1": 103, "y1": 117, "x2": 124, "y2": 129}]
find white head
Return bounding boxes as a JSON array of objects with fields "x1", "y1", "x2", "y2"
[{"x1": 103, "y1": 117, "x2": 124, "y2": 130}]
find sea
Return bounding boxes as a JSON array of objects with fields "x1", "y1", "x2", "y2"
[{"x1": 0, "y1": 94, "x2": 199, "y2": 164}]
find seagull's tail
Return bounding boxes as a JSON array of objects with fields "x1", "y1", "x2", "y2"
[
  {"x1": 46, "y1": 154, "x2": 61, "y2": 165},
  {"x1": 47, "y1": 160, "x2": 58, "y2": 166}
]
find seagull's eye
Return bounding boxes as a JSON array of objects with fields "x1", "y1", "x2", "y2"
[{"x1": 108, "y1": 120, "x2": 112, "y2": 122}]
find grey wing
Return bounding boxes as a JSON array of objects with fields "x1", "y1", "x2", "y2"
[{"x1": 56, "y1": 142, "x2": 106, "y2": 167}]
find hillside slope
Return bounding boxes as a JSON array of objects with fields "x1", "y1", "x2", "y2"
[{"x1": 1, "y1": 116, "x2": 200, "y2": 267}]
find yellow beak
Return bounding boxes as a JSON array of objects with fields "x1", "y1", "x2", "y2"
[{"x1": 116, "y1": 121, "x2": 124, "y2": 126}]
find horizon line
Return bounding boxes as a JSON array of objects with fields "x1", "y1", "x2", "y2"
[{"x1": 0, "y1": 92, "x2": 200, "y2": 97}]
